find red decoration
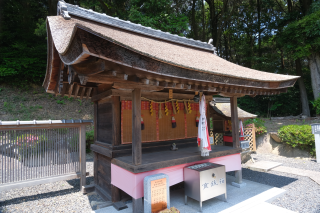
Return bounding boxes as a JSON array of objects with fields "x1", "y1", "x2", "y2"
[
  {"x1": 141, "y1": 117, "x2": 145, "y2": 130},
  {"x1": 172, "y1": 116, "x2": 176, "y2": 128},
  {"x1": 196, "y1": 116, "x2": 199, "y2": 127}
]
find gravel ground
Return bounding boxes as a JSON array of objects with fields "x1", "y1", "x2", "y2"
[
  {"x1": 0, "y1": 153, "x2": 105, "y2": 213},
  {"x1": 250, "y1": 153, "x2": 320, "y2": 172},
  {"x1": 241, "y1": 153, "x2": 320, "y2": 213}
]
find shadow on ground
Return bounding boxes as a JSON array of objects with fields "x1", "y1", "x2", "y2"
[{"x1": 227, "y1": 168, "x2": 298, "y2": 188}]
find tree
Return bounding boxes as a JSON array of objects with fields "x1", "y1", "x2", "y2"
[{"x1": 281, "y1": 2, "x2": 320, "y2": 100}]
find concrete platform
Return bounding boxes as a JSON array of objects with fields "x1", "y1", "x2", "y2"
[
  {"x1": 93, "y1": 175, "x2": 293, "y2": 213},
  {"x1": 247, "y1": 161, "x2": 282, "y2": 172}
]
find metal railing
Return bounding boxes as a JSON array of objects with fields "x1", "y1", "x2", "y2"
[{"x1": 0, "y1": 120, "x2": 92, "y2": 191}]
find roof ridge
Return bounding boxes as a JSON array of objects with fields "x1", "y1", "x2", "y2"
[{"x1": 57, "y1": 1, "x2": 216, "y2": 53}]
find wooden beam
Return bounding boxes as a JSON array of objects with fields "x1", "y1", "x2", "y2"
[
  {"x1": 86, "y1": 87, "x2": 92, "y2": 100},
  {"x1": 68, "y1": 83, "x2": 74, "y2": 98},
  {"x1": 112, "y1": 82, "x2": 164, "y2": 91},
  {"x1": 73, "y1": 84, "x2": 80, "y2": 98},
  {"x1": 91, "y1": 89, "x2": 112, "y2": 102},
  {"x1": 60, "y1": 83, "x2": 68, "y2": 97},
  {"x1": 176, "y1": 83, "x2": 184, "y2": 89},
  {"x1": 80, "y1": 87, "x2": 86, "y2": 100},
  {"x1": 112, "y1": 96, "x2": 121, "y2": 146},
  {"x1": 230, "y1": 97, "x2": 240, "y2": 149},
  {"x1": 79, "y1": 125, "x2": 87, "y2": 189},
  {"x1": 132, "y1": 88, "x2": 142, "y2": 166},
  {"x1": 110, "y1": 89, "x2": 213, "y2": 101}
]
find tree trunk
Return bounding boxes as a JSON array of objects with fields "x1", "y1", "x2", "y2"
[
  {"x1": 48, "y1": 0, "x2": 59, "y2": 16},
  {"x1": 191, "y1": 0, "x2": 198, "y2": 40},
  {"x1": 202, "y1": 0, "x2": 206, "y2": 41},
  {"x1": 206, "y1": 0, "x2": 217, "y2": 47},
  {"x1": 295, "y1": 59, "x2": 310, "y2": 116},
  {"x1": 280, "y1": 49, "x2": 285, "y2": 70},
  {"x1": 257, "y1": 0, "x2": 261, "y2": 58},
  {"x1": 309, "y1": 53, "x2": 320, "y2": 100}
]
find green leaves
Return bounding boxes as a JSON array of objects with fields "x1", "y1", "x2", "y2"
[
  {"x1": 280, "y1": 5, "x2": 320, "y2": 59},
  {"x1": 311, "y1": 96, "x2": 320, "y2": 115},
  {"x1": 278, "y1": 125, "x2": 316, "y2": 156},
  {"x1": 127, "y1": 0, "x2": 188, "y2": 35}
]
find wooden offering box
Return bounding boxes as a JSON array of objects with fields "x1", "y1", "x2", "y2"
[{"x1": 44, "y1": 2, "x2": 298, "y2": 212}]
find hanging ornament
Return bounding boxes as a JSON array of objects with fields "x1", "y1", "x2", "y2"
[
  {"x1": 150, "y1": 101, "x2": 154, "y2": 116},
  {"x1": 141, "y1": 117, "x2": 145, "y2": 130},
  {"x1": 175, "y1": 100, "x2": 180, "y2": 114},
  {"x1": 196, "y1": 116, "x2": 199, "y2": 127},
  {"x1": 188, "y1": 101, "x2": 192, "y2": 114},
  {"x1": 165, "y1": 101, "x2": 169, "y2": 116},
  {"x1": 172, "y1": 116, "x2": 176, "y2": 128}
]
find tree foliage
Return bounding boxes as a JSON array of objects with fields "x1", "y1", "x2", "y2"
[{"x1": 0, "y1": 0, "x2": 319, "y2": 116}]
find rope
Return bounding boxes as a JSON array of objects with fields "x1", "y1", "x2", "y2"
[{"x1": 141, "y1": 97, "x2": 195, "y2": 103}]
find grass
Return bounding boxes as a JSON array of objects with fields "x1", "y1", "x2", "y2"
[
  {"x1": 56, "y1": 100, "x2": 65, "y2": 105},
  {"x1": 3, "y1": 102, "x2": 43, "y2": 120}
]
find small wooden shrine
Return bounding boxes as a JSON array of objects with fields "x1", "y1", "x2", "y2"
[
  {"x1": 208, "y1": 97, "x2": 257, "y2": 148},
  {"x1": 44, "y1": 1, "x2": 299, "y2": 212}
]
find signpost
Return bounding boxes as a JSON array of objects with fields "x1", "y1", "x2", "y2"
[
  {"x1": 144, "y1": 173, "x2": 170, "y2": 213},
  {"x1": 311, "y1": 124, "x2": 320, "y2": 163}
]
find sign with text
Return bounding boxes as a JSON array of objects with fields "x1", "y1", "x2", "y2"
[
  {"x1": 144, "y1": 173, "x2": 170, "y2": 213},
  {"x1": 151, "y1": 178, "x2": 167, "y2": 212}
]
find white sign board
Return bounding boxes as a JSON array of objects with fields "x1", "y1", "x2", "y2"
[{"x1": 311, "y1": 124, "x2": 320, "y2": 163}]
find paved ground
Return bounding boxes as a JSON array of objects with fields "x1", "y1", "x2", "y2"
[
  {"x1": 1, "y1": 153, "x2": 320, "y2": 213},
  {"x1": 242, "y1": 153, "x2": 320, "y2": 213},
  {"x1": 95, "y1": 175, "x2": 291, "y2": 213}
]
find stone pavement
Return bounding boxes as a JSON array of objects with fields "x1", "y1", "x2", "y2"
[
  {"x1": 93, "y1": 175, "x2": 293, "y2": 213},
  {"x1": 272, "y1": 166, "x2": 320, "y2": 185},
  {"x1": 247, "y1": 161, "x2": 282, "y2": 172}
]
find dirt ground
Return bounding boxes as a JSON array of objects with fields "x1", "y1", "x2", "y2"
[
  {"x1": 262, "y1": 117, "x2": 320, "y2": 132},
  {"x1": 0, "y1": 84, "x2": 94, "y2": 123}
]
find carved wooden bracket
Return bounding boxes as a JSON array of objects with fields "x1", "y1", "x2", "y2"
[
  {"x1": 68, "y1": 66, "x2": 76, "y2": 84},
  {"x1": 79, "y1": 75, "x2": 89, "y2": 85}
]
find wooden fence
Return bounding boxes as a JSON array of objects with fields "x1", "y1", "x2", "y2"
[
  {"x1": 0, "y1": 120, "x2": 92, "y2": 191},
  {"x1": 212, "y1": 124, "x2": 256, "y2": 151}
]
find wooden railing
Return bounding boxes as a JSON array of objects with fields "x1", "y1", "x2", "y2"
[{"x1": 0, "y1": 120, "x2": 92, "y2": 191}]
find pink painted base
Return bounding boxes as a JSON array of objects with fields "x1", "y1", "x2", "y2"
[{"x1": 111, "y1": 153, "x2": 241, "y2": 199}]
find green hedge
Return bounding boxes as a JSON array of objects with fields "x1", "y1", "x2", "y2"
[{"x1": 278, "y1": 125, "x2": 316, "y2": 156}]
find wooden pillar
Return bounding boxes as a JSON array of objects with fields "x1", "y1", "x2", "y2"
[
  {"x1": 132, "y1": 88, "x2": 142, "y2": 165},
  {"x1": 230, "y1": 96, "x2": 240, "y2": 148},
  {"x1": 79, "y1": 125, "x2": 86, "y2": 190},
  {"x1": 133, "y1": 198, "x2": 143, "y2": 213},
  {"x1": 112, "y1": 96, "x2": 121, "y2": 146}
]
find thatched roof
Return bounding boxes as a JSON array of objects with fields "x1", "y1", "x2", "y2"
[
  {"x1": 48, "y1": 1, "x2": 299, "y2": 82},
  {"x1": 210, "y1": 98, "x2": 257, "y2": 119},
  {"x1": 43, "y1": 1, "x2": 299, "y2": 96}
]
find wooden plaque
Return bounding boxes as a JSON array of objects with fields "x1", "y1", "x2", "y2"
[
  {"x1": 151, "y1": 178, "x2": 167, "y2": 213},
  {"x1": 169, "y1": 89, "x2": 173, "y2": 99}
]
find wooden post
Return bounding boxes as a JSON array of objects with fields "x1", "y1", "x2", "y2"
[
  {"x1": 80, "y1": 125, "x2": 86, "y2": 190},
  {"x1": 132, "y1": 88, "x2": 142, "y2": 165},
  {"x1": 132, "y1": 198, "x2": 143, "y2": 213},
  {"x1": 112, "y1": 96, "x2": 121, "y2": 146},
  {"x1": 235, "y1": 170, "x2": 243, "y2": 184},
  {"x1": 230, "y1": 96, "x2": 240, "y2": 148},
  {"x1": 252, "y1": 123, "x2": 256, "y2": 151}
]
